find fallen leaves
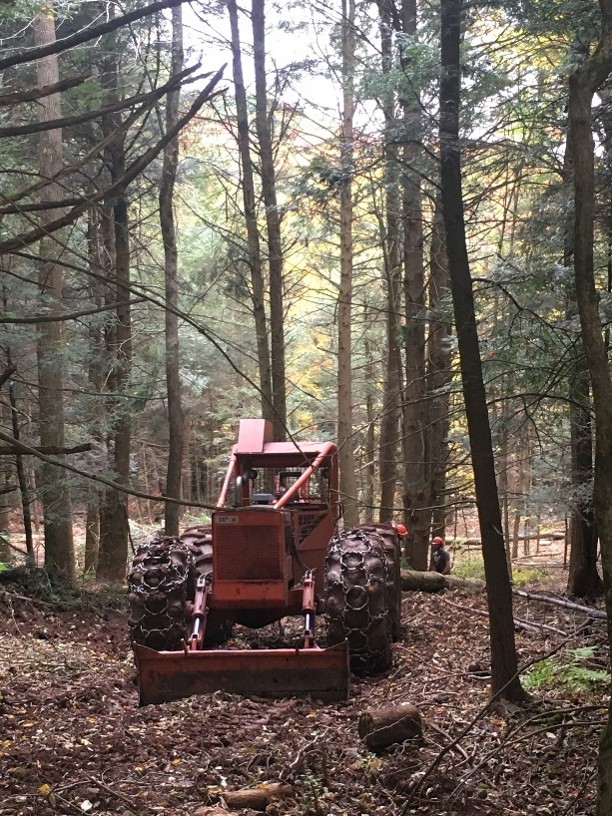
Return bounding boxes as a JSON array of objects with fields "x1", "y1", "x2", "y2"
[{"x1": 0, "y1": 580, "x2": 606, "y2": 816}]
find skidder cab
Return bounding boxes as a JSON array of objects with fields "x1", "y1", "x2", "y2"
[{"x1": 127, "y1": 419, "x2": 403, "y2": 704}]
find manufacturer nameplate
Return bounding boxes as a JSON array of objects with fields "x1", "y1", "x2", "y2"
[{"x1": 216, "y1": 514, "x2": 239, "y2": 524}]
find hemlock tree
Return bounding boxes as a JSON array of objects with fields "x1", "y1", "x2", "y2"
[
  {"x1": 376, "y1": 0, "x2": 404, "y2": 522},
  {"x1": 440, "y1": 0, "x2": 526, "y2": 701},
  {"x1": 337, "y1": 0, "x2": 360, "y2": 527},
  {"x1": 161, "y1": 3, "x2": 185, "y2": 537},
  {"x1": 34, "y1": 2, "x2": 75, "y2": 581},
  {"x1": 227, "y1": 0, "x2": 274, "y2": 424},
  {"x1": 97, "y1": 12, "x2": 132, "y2": 581},
  {"x1": 400, "y1": 0, "x2": 429, "y2": 569},
  {"x1": 566, "y1": 0, "x2": 612, "y2": 808},
  {"x1": 252, "y1": 0, "x2": 287, "y2": 439}
]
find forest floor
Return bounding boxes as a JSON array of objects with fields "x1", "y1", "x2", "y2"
[{"x1": 0, "y1": 542, "x2": 608, "y2": 816}]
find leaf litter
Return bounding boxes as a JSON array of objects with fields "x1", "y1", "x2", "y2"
[{"x1": 0, "y1": 573, "x2": 607, "y2": 816}]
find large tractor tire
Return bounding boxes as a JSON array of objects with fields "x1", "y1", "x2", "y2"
[
  {"x1": 179, "y1": 524, "x2": 233, "y2": 646},
  {"x1": 324, "y1": 528, "x2": 393, "y2": 674},
  {"x1": 180, "y1": 524, "x2": 213, "y2": 579},
  {"x1": 127, "y1": 535, "x2": 193, "y2": 651},
  {"x1": 357, "y1": 523, "x2": 402, "y2": 641}
]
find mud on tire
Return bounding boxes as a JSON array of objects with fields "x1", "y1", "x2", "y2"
[
  {"x1": 325, "y1": 528, "x2": 393, "y2": 674},
  {"x1": 127, "y1": 535, "x2": 193, "y2": 651}
]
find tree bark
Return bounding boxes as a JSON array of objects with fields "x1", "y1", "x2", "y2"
[
  {"x1": 567, "y1": 366, "x2": 602, "y2": 596},
  {"x1": 337, "y1": 0, "x2": 360, "y2": 527},
  {"x1": 227, "y1": 0, "x2": 273, "y2": 423},
  {"x1": 426, "y1": 198, "x2": 452, "y2": 536},
  {"x1": 97, "y1": 21, "x2": 131, "y2": 581},
  {"x1": 439, "y1": 0, "x2": 525, "y2": 702},
  {"x1": 84, "y1": 203, "x2": 106, "y2": 575},
  {"x1": 0, "y1": 399, "x2": 11, "y2": 542},
  {"x1": 161, "y1": 4, "x2": 185, "y2": 536},
  {"x1": 400, "y1": 0, "x2": 429, "y2": 568},
  {"x1": 565, "y1": 3, "x2": 612, "y2": 809},
  {"x1": 377, "y1": 0, "x2": 403, "y2": 521},
  {"x1": 252, "y1": 0, "x2": 287, "y2": 439},
  {"x1": 358, "y1": 703, "x2": 422, "y2": 751},
  {"x1": 564, "y1": 104, "x2": 602, "y2": 598},
  {"x1": 8, "y1": 380, "x2": 34, "y2": 565},
  {"x1": 34, "y1": 3, "x2": 75, "y2": 581}
]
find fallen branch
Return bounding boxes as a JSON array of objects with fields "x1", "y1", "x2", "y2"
[
  {"x1": 443, "y1": 596, "x2": 569, "y2": 636},
  {"x1": 512, "y1": 588, "x2": 607, "y2": 620}
]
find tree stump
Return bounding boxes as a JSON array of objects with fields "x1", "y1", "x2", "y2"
[{"x1": 358, "y1": 703, "x2": 423, "y2": 751}]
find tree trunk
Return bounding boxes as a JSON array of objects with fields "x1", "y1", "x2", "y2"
[
  {"x1": 400, "y1": 0, "x2": 428, "y2": 568},
  {"x1": 97, "y1": 28, "x2": 131, "y2": 581},
  {"x1": 337, "y1": 0, "x2": 359, "y2": 527},
  {"x1": 563, "y1": 117, "x2": 602, "y2": 598},
  {"x1": 565, "y1": 5, "x2": 612, "y2": 808},
  {"x1": 227, "y1": 0, "x2": 273, "y2": 423},
  {"x1": 8, "y1": 380, "x2": 34, "y2": 565},
  {"x1": 364, "y1": 335, "x2": 377, "y2": 515},
  {"x1": 0, "y1": 399, "x2": 11, "y2": 541},
  {"x1": 252, "y1": 0, "x2": 286, "y2": 439},
  {"x1": 161, "y1": 4, "x2": 185, "y2": 536},
  {"x1": 426, "y1": 198, "x2": 452, "y2": 536},
  {"x1": 34, "y1": 3, "x2": 75, "y2": 581},
  {"x1": 377, "y1": 0, "x2": 403, "y2": 521},
  {"x1": 567, "y1": 366, "x2": 602, "y2": 596},
  {"x1": 98, "y1": 191, "x2": 131, "y2": 580},
  {"x1": 84, "y1": 205, "x2": 106, "y2": 574},
  {"x1": 439, "y1": 0, "x2": 525, "y2": 702}
]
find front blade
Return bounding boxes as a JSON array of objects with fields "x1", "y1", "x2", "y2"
[{"x1": 134, "y1": 642, "x2": 350, "y2": 705}]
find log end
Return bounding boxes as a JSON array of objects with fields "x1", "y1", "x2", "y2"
[{"x1": 358, "y1": 702, "x2": 423, "y2": 751}]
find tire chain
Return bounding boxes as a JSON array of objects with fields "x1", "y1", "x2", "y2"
[
  {"x1": 127, "y1": 525, "x2": 214, "y2": 651},
  {"x1": 356, "y1": 522, "x2": 402, "y2": 641},
  {"x1": 325, "y1": 528, "x2": 393, "y2": 674}
]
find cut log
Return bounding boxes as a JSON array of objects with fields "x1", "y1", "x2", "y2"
[
  {"x1": 358, "y1": 703, "x2": 422, "y2": 751},
  {"x1": 220, "y1": 783, "x2": 293, "y2": 811},
  {"x1": 401, "y1": 569, "x2": 447, "y2": 591},
  {"x1": 400, "y1": 569, "x2": 483, "y2": 592}
]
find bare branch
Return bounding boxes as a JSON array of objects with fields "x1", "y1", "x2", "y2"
[
  {"x1": 0, "y1": 299, "x2": 145, "y2": 324},
  {"x1": 0, "y1": 75, "x2": 88, "y2": 106},
  {"x1": 0, "y1": 365, "x2": 17, "y2": 390},
  {"x1": 0, "y1": 64, "x2": 200, "y2": 138},
  {"x1": 0, "y1": 429, "x2": 218, "y2": 511},
  {"x1": 0, "y1": 443, "x2": 92, "y2": 455},
  {"x1": 0, "y1": 67, "x2": 226, "y2": 256},
  {"x1": 0, "y1": 0, "x2": 187, "y2": 72}
]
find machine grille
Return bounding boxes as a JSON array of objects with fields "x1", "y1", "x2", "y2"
[{"x1": 214, "y1": 522, "x2": 284, "y2": 580}]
